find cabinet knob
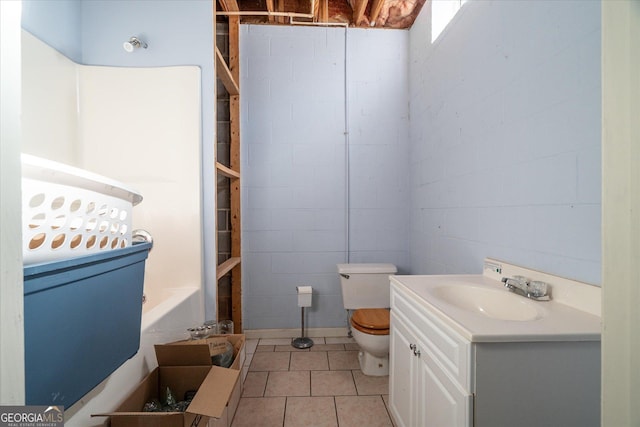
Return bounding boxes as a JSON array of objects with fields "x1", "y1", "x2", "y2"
[
  {"x1": 409, "y1": 343, "x2": 416, "y2": 351},
  {"x1": 413, "y1": 348, "x2": 421, "y2": 357}
]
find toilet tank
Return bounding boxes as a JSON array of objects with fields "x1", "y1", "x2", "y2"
[{"x1": 337, "y1": 263, "x2": 397, "y2": 309}]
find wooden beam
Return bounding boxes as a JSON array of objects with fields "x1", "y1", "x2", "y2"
[
  {"x1": 276, "y1": 0, "x2": 287, "y2": 24},
  {"x1": 314, "y1": 0, "x2": 329, "y2": 23},
  {"x1": 216, "y1": 162, "x2": 240, "y2": 179},
  {"x1": 265, "y1": 0, "x2": 275, "y2": 23},
  {"x1": 218, "y1": 0, "x2": 239, "y2": 12},
  {"x1": 369, "y1": 0, "x2": 384, "y2": 25},
  {"x1": 229, "y1": 17, "x2": 240, "y2": 83},
  {"x1": 215, "y1": 47, "x2": 239, "y2": 95},
  {"x1": 216, "y1": 257, "x2": 241, "y2": 281},
  {"x1": 228, "y1": 15, "x2": 243, "y2": 333},
  {"x1": 353, "y1": 0, "x2": 369, "y2": 26},
  {"x1": 230, "y1": 262, "x2": 242, "y2": 332}
]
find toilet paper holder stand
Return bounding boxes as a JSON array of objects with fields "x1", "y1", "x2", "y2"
[{"x1": 292, "y1": 286, "x2": 314, "y2": 349}]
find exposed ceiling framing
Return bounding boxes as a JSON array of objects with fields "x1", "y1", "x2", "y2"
[{"x1": 217, "y1": 0, "x2": 426, "y2": 29}]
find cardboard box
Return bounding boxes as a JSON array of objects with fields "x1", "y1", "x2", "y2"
[
  {"x1": 157, "y1": 335, "x2": 245, "y2": 427},
  {"x1": 97, "y1": 365, "x2": 238, "y2": 427},
  {"x1": 94, "y1": 335, "x2": 245, "y2": 427},
  {"x1": 158, "y1": 335, "x2": 246, "y2": 372}
]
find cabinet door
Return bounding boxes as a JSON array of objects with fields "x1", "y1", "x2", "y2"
[
  {"x1": 389, "y1": 312, "x2": 417, "y2": 427},
  {"x1": 417, "y1": 345, "x2": 473, "y2": 427}
]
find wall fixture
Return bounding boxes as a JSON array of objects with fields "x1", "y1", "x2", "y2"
[{"x1": 123, "y1": 36, "x2": 148, "y2": 53}]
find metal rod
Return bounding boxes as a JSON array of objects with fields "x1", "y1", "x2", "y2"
[{"x1": 292, "y1": 306, "x2": 314, "y2": 349}]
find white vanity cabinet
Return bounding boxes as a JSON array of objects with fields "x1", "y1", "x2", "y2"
[
  {"x1": 389, "y1": 283, "x2": 472, "y2": 427},
  {"x1": 389, "y1": 276, "x2": 601, "y2": 427},
  {"x1": 390, "y1": 311, "x2": 471, "y2": 427}
]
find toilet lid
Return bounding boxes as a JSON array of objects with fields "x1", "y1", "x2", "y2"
[{"x1": 351, "y1": 308, "x2": 390, "y2": 332}]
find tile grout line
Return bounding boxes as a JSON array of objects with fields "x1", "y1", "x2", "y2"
[
  {"x1": 282, "y1": 395, "x2": 287, "y2": 427},
  {"x1": 350, "y1": 369, "x2": 358, "y2": 396},
  {"x1": 262, "y1": 371, "x2": 269, "y2": 397}
]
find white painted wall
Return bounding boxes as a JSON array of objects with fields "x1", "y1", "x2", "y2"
[
  {"x1": 408, "y1": 0, "x2": 601, "y2": 285},
  {"x1": 0, "y1": 0, "x2": 25, "y2": 405},
  {"x1": 240, "y1": 25, "x2": 409, "y2": 329}
]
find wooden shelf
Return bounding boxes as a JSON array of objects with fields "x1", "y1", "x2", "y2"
[
  {"x1": 215, "y1": 47, "x2": 239, "y2": 96},
  {"x1": 216, "y1": 257, "x2": 241, "y2": 281},
  {"x1": 216, "y1": 162, "x2": 240, "y2": 179}
]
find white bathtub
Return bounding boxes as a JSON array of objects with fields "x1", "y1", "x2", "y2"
[{"x1": 64, "y1": 286, "x2": 203, "y2": 426}]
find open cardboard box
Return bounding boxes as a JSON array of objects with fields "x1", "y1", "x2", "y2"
[
  {"x1": 157, "y1": 335, "x2": 246, "y2": 372},
  {"x1": 158, "y1": 335, "x2": 245, "y2": 427},
  {"x1": 95, "y1": 335, "x2": 245, "y2": 427}
]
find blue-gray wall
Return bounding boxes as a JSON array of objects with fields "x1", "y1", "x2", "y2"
[
  {"x1": 21, "y1": 0, "x2": 218, "y2": 318},
  {"x1": 408, "y1": 0, "x2": 601, "y2": 284},
  {"x1": 240, "y1": 26, "x2": 410, "y2": 330},
  {"x1": 22, "y1": 0, "x2": 82, "y2": 62}
]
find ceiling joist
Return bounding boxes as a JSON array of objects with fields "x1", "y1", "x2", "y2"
[
  {"x1": 265, "y1": 0, "x2": 275, "y2": 22},
  {"x1": 219, "y1": 0, "x2": 240, "y2": 12},
  {"x1": 352, "y1": 0, "x2": 369, "y2": 27},
  {"x1": 216, "y1": 0, "x2": 425, "y2": 29},
  {"x1": 369, "y1": 0, "x2": 385, "y2": 26}
]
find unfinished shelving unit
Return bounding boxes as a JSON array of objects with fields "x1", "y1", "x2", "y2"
[{"x1": 215, "y1": 0, "x2": 242, "y2": 332}]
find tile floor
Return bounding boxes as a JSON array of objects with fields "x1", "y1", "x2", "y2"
[{"x1": 232, "y1": 337, "x2": 396, "y2": 427}]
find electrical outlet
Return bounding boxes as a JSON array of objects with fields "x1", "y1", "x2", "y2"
[{"x1": 484, "y1": 260, "x2": 502, "y2": 274}]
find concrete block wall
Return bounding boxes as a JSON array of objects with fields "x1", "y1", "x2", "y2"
[
  {"x1": 240, "y1": 25, "x2": 409, "y2": 330},
  {"x1": 216, "y1": 22, "x2": 233, "y2": 320},
  {"x1": 347, "y1": 29, "x2": 410, "y2": 268},
  {"x1": 408, "y1": 0, "x2": 601, "y2": 284}
]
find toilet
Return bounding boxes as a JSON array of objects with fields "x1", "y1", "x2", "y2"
[{"x1": 337, "y1": 263, "x2": 397, "y2": 376}]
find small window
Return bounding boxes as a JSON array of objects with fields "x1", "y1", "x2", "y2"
[{"x1": 432, "y1": 0, "x2": 467, "y2": 42}]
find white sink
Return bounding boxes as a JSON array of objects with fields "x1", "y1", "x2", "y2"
[
  {"x1": 391, "y1": 274, "x2": 601, "y2": 342},
  {"x1": 428, "y1": 284, "x2": 543, "y2": 321}
]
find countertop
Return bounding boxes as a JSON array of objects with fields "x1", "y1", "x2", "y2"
[{"x1": 391, "y1": 274, "x2": 602, "y2": 343}]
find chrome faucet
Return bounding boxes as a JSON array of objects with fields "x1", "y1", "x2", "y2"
[{"x1": 501, "y1": 276, "x2": 550, "y2": 301}]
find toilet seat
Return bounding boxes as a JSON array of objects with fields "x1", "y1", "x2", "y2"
[{"x1": 351, "y1": 308, "x2": 390, "y2": 335}]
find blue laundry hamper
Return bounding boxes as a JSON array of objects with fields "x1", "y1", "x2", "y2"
[{"x1": 23, "y1": 241, "x2": 152, "y2": 406}]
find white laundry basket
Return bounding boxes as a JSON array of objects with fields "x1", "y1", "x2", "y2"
[{"x1": 21, "y1": 154, "x2": 143, "y2": 265}]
